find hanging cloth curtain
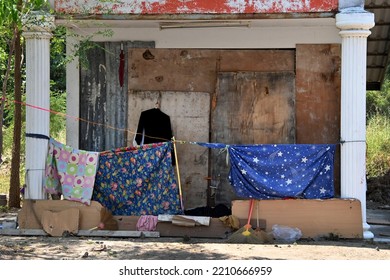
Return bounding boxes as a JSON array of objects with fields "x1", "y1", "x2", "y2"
[
  {"x1": 119, "y1": 43, "x2": 125, "y2": 87},
  {"x1": 196, "y1": 142, "x2": 336, "y2": 199},
  {"x1": 92, "y1": 142, "x2": 182, "y2": 216}
]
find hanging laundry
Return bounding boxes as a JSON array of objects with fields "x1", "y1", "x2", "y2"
[
  {"x1": 135, "y1": 108, "x2": 175, "y2": 165},
  {"x1": 44, "y1": 138, "x2": 100, "y2": 205},
  {"x1": 197, "y1": 143, "x2": 336, "y2": 199},
  {"x1": 135, "y1": 108, "x2": 173, "y2": 144},
  {"x1": 92, "y1": 142, "x2": 182, "y2": 216}
]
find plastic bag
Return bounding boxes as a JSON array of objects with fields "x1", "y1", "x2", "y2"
[{"x1": 272, "y1": 224, "x2": 302, "y2": 243}]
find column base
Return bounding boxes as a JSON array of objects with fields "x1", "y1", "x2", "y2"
[{"x1": 363, "y1": 222, "x2": 374, "y2": 239}]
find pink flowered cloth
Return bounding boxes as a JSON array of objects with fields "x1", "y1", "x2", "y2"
[
  {"x1": 136, "y1": 215, "x2": 158, "y2": 231},
  {"x1": 44, "y1": 138, "x2": 99, "y2": 205}
]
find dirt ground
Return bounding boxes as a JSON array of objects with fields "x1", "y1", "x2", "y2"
[
  {"x1": 0, "y1": 178, "x2": 390, "y2": 260},
  {"x1": 0, "y1": 235, "x2": 390, "y2": 260}
]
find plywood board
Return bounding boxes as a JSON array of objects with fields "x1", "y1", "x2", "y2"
[
  {"x1": 219, "y1": 50, "x2": 295, "y2": 72},
  {"x1": 128, "y1": 91, "x2": 210, "y2": 209},
  {"x1": 128, "y1": 49, "x2": 296, "y2": 93},
  {"x1": 211, "y1": 72, "x2": 295, "y2": 205},
  {"x1": 231, "y1": 199, "x2": 363, "y2": 239},
  {"x1": 295, "y1": 44, "x2": 340, "y2": 144},
  {"x1": 295, "y1": 44, "x2": 341, "y2": 194},
  {"x1": 128, "y1": 49, "x2": 218, "y2": 92}
]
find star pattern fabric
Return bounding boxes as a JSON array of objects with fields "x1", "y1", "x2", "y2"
[{"x1": 197, "y1": 143, "x2": 336, "y2": 199}]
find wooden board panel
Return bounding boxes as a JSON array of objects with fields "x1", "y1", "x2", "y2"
[
  {"x1": 128, "y1": 49, "x2": 295, "y2": 93},
  {"x1": 128, "y1": 91, "x2": 210, "y2": 209},
  {"x1": 295, "y1": 44, "x2": 341, "y2": 194},
  {"x1": 211, "y1": 72, "x2": 295, "y2": 205},
  {"x1": 219, "y1": 50, "x2": 295, "y2": 72},
  {"x1": 295, "y1": 44, "x2": 341, "y2": 144},
  {"x1": 128, "y1": 49, "x2": 218, "y2": 92},
  {"x1": 232, "y1": 199, "x2": 363, "y2": 239}
]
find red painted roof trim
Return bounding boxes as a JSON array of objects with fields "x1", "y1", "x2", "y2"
[{"x1": 55, "y1": 0, "x2": 338, "y2": 15}]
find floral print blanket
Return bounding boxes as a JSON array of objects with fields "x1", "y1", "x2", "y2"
[
  {"x1": 44, "y1": 138, "x2": 100, "y2": 205},
  {"x1": 92, "y1": 142, "x2": 182, "y2": 216}
]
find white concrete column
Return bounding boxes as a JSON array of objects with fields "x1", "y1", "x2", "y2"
[
  {"x1": 336, "y1": 10, "x2": 375, "y2": 239},
  {"x1": 66, "y1": 35, "x2": 80, "y2": 149},
  {"x1": 22, "y1": 11, "x2": 55, "y2": 199}
]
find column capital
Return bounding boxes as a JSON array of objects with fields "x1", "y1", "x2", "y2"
[
  {"x1": 22, "y1": 11, "x2": 55, "y2": 39},
  {"x1": 336, "y1": 10, "x2": 375, "y2": 32}
]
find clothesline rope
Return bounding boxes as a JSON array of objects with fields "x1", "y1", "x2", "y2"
[
  {"x1": 10, "y1": 99, "x2": 174, "y2": 143},
  {"x1": 6, "y1": 98, "x2": 349, "y2": 146}
]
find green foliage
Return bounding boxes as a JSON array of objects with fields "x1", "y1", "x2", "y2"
[
  {"x1": 67, "y1": 29, "x2": 114, "y2": 69},
  {"x1": 51, "y1": 26, "x2": 67, "y2": 92},
  {"x1": 366, "y1": 114, "x2": 390, "y2": 178},
  {"x1": 367, "y1": 85, "x2": 390, "y2": 118}
]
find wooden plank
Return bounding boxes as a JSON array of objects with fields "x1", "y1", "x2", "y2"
[
  {"x1": 367, "y1": 209, "x2": 390, "y2": 225},
  {"x1": 0, "y1": 229, "x2": 159, "y2": 238},
  {"x1": 158, "y1": 214, "x2": 211, "y2": 226},
  {"x1": 231, "y1": 199, "x2": 363, "y2": 239},
  {"x1": 77, "y1": 230, "x2": 160, "y2": 238},
  {"x1": 0, "y1": 229, "x2": 49, "y2": 236}
]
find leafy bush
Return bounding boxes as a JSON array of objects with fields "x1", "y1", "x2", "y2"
[{"x1": 366, "y1": 114, "x2": 390, "y2": 178}]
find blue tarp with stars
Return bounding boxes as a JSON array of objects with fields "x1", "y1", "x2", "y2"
[{"x1": 196, "y1": 143, "x2": 336, "y2": 199}]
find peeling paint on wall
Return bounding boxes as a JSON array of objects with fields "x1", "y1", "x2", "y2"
[{"x1": 55, "y1": 0, "x2": 338, "y2": 15}]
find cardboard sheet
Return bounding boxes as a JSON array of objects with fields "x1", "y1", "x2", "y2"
[
  {"x1": 18, "y1": 199, "x2": 118, "y2": 230},
  {"x1": 232, "y1": 199, "x2": 363, "y2": 239},
  {"x1": 41, "y1": 208, "x2": 79, "y2": 237}
]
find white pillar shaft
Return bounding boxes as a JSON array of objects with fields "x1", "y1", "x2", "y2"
[
  {"x1": 24, "y1": 34, "x2": 51, "y2": 199},
  {"x1": 336, "y1": 11, "x2": 375, "y2": 239},
  {"x1": 22, "y1": 12, "x2": 55, "y2": 199}
]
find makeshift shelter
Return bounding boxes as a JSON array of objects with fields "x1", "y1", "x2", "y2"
[{"x1": 19, "y1": 0, "x2": 382, "y2": 239}]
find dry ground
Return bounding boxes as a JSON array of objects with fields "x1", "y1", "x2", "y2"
[{"x1": 1, "y1": 233, "x2": 390, "y2": 260}]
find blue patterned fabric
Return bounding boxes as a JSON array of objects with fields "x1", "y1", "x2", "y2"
[
  {"x1": 197, "y1": 143, "x2": 336, "y2": 199},
  {"x1": 92, "y1": 142, "x2": 183, "y2": 216}
]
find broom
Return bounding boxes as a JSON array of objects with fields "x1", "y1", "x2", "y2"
[
  {"x1": 227, "y1": 199, "x2": 264, "y2": 244},
  {"x1": 253, "y1": 200, "x2": 274, "y2": 244}
]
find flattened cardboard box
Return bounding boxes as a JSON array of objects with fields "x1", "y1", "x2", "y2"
[
  {"x1": 232, "y1": 199, "x2": 363, "y2": 239},
  {"x1": 18, "y1": 199, "x2": 117, "y2": 230}
]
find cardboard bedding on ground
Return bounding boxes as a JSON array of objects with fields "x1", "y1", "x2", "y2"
[
  {"x1": 13, "y1": 199, "x2": 231, "y2": 238},
  {"x1": 5, "y1": 198, "x2": 364, "y2": 239}
]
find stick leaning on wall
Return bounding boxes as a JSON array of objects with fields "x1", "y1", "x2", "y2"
[{"x1": 172, "y1": 137, "x2": 184, "y2": 212}]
